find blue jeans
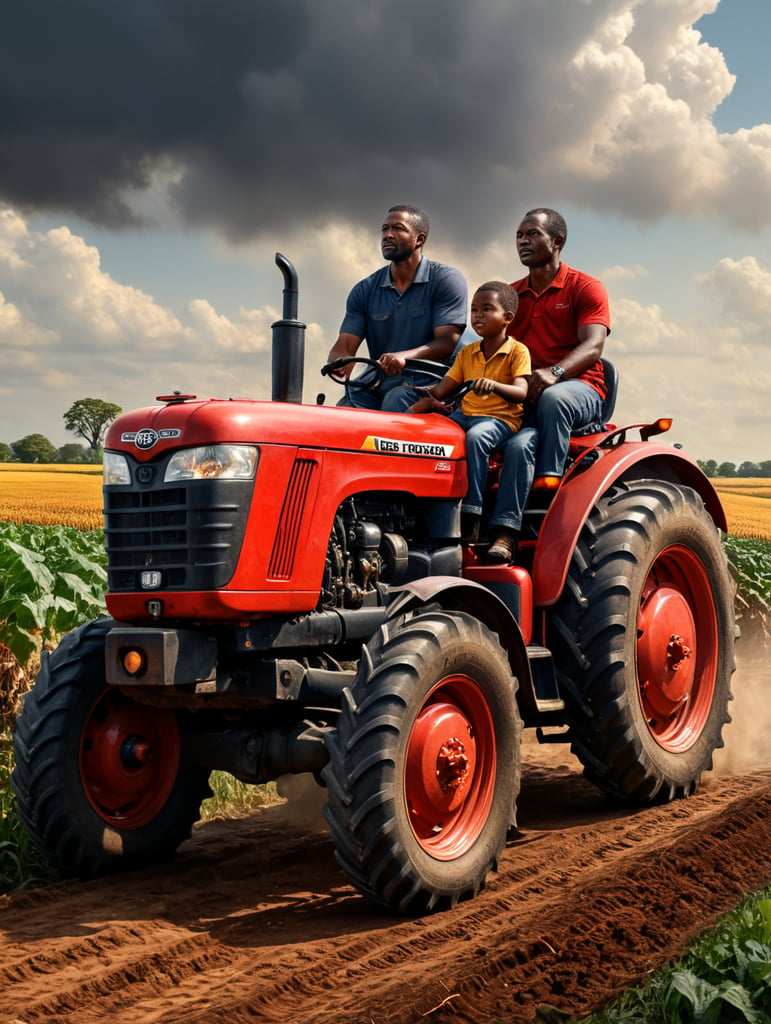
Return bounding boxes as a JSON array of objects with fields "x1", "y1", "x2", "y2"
[
  {"x1": 338, "y1": 378, "x2": 433, "y2": 412},
  {"x1": 449, "y1": 411, "x2": 514, "y2": 516},
  {"x1": 490, "y1": 381, "x2": 603, "y2": 531}
]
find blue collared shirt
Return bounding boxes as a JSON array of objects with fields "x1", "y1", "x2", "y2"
[{"x1": 340, "y1": 257, "x2": 467, "y2": 361}]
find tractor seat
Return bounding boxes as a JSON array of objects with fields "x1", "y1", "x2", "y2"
[
  {"x1": 570, "y1": 357, "x2": 619, "y2": 438},
  {"x1": 485, "y1": 357, "x2": 620, "y2": 504}
]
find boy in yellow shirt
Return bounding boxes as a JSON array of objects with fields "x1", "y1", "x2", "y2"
[{"x1": 409, "y1": 281, "x2": 530, "y2": 557}]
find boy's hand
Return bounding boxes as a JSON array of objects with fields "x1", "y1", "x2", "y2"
[
  {"x1": 408, "y1": 394, "x2": 452, "y2": 414},
  {"x1": 472, "y1": 377, "x2": 496, "y2": 395}
]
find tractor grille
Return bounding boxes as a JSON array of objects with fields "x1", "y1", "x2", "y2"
[
  {"x1": 268, "y1": 457, "x2": 318, "y2": 579},
  {"x1": 104, "y1": 479, "x2": 252, "y2": 593}
]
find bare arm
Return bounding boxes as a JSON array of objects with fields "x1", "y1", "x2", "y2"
[
  {"x1": 527, "y1": 323, "x2": 607, "y2": 400},
  {"x1": 407, "y1": 374, "x2": 459, "y2": 413},
  {"x1": 326, "y1": 332, "x2": 364, "y2": 378},
  {"x1": 378, "y1": 324, "x2": 464, "y2": 376},
  {"x1": 473, "y1": 376, "x2": 529, "y2": 403}
]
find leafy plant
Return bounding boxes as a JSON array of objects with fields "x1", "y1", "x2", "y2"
[
  {"x1": 724, "y1": 536, "x2": 771, "y2": 606},
  {"x1": 201, "y1": 774, "x2": 281, "y2": 820},
  {"x1": 0, "y1": 522, "x2": 107, "y2": 664},
  {"x1": 0, "y1": 733, "x2": 54, "y2": 890},
  {"x1": 578, "y1": 893, "x2": 771, "y2": 1023}
]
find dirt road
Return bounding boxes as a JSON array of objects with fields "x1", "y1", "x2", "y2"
[{"x1": 1, "y1": 658, "x2": 770, "y2": 1024}]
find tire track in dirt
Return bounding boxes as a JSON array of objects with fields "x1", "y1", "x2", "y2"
[{"x1": 2, "y1": 738, "x2": 771, "y2": 1024}]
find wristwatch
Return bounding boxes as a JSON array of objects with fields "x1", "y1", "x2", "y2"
[{"x1": 550, "y1": 364, "x2": 565, "y2": 381}]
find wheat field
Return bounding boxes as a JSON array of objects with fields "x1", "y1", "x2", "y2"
[
  {"x1": 0, "y1": 465, "x2": 103, "y2": 530},
  {"x1": 0, "y1": 465, "x2": 769, "y2": 539},
  {"x1": 712, "y1": 479, "x2": 771, "y2": 541}
]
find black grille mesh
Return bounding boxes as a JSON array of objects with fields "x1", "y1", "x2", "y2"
[{"x1": 104, "y1": 478, "x2": 252, "y2": 592}]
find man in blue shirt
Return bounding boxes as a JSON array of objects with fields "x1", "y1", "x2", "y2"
[{"x1": 327, "y1": 205, "x2": 468, "y2": 410}]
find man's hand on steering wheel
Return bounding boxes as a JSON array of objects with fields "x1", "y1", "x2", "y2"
[
  {"x1": 322, "y1": 357, "x2": 353, "y2": 383},
  {"x1": 377, "y1": 352, "x2": 407, "y2": 376},
  {"x1": 321, "y1": 357, "x2": 387, "y2": 399}
]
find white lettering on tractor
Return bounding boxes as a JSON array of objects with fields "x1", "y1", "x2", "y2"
[{"x1": 361, "y1": 435, "x2": 456, "y2": 458}]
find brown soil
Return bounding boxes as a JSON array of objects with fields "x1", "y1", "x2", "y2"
[{"x1": 1, "y1": 656, "x2": 770, "y2": 1024}]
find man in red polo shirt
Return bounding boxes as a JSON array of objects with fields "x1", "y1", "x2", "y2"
[{"x1": 487, "y1": 208, "x2": 611, "y2": 562}]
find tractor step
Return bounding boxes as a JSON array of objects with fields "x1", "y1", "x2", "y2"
[
  {"x1": 535, "y1": 726, "x2": 571, "y2": 744},
  {"x1": 526, "y1": 645, "x2": 565, "y2": 713}
]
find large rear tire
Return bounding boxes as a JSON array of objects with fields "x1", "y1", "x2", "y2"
[
  {"x1": 12, "y1": 619, "x2": 211, "y2": 876},
  {"x1": 550, "y1": 479, "x2": 735, "y2": 804},
  {"x1": 322, "y1": 609, "x2": 521, "y2": 915}
]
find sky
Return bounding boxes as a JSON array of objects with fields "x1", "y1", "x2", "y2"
[{"x1": 1, "y1": 0, "x2": 770, "y2": 465}]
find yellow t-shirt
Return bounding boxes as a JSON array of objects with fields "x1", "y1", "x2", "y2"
[{"x1": 446, "y1": 337, "x2": 531, "y2": 432}]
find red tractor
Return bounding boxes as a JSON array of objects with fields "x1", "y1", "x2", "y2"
[{"x1": 12, "y1": 255, "x2": 735, "y2": 915}]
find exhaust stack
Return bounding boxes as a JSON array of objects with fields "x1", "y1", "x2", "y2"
[{"x1": 271, "y1": 252, "x2": 306, "y2": 403}]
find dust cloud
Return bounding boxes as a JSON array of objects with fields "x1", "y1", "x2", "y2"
[
  {"x1": 712, "y1": 634, "x2": 771, "y2": 777},
  {"x1": 275, "y1": 772, "x2": 327, "y2": 830}
]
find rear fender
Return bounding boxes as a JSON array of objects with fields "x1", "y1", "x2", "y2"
[
  {"x1": 532, "y1": 444, "x2": 728, "y2": 607},
  {"x1": 386, "y1": 577, "x2": 534, "y2": 710}
]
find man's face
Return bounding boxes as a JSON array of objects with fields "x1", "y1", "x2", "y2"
[
  {"x1": 516, "y1": 214, "x2": 560, "y2": 269},
  {"x1": 381, "y1": 211, "x2": 424, "y2": 263}
]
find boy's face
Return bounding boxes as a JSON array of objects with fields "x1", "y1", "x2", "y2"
[{"x1": 471, "y1": 290, "x2": 513, "y2": 338}]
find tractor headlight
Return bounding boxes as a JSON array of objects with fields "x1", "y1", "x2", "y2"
[
  {"x1": 103, "y1": 451, "x2": 131, "y2": 485},
  {"x1": 164, "y1": 444, "x2": 259, "y2": 482}
]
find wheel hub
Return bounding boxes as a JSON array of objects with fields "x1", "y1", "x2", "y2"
[
  {"x1": 121, "y1": 736, "x2": 153, "y2": 770},
  {"x1": 436, "y1": 738, "x2": 469, "y2": 791},
  {"x1": 637, "y1": 585, "x2": 696, "y2": 716},
  {"x1": 406, "y1": 702, "x2": 478, "y2": 824},
  {"x1": 81, "y1": 690, "x2": 180, "y2": 826}
]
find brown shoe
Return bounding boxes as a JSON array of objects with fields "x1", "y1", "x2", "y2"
[{"x1": 487, "y1": 527, "x2": 517, "y2": 563}]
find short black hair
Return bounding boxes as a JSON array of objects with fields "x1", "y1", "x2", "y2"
[
  {"x1": 525, "y1": 207, "x2": 567, "y2": 249},
  {"x1": 388, "y1": 204, "x2": 430, "y2": 238},
  {"x1": 474, "y1": 281, "x2": 519, "y2": 316}
]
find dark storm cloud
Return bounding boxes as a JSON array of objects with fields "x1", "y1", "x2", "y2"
[
  {"x1": 1, "y1": 0, "x2": 619, "y2": 242},
  {"x1": 4, "y1": 0, "x2": 760, "y2": 242}
]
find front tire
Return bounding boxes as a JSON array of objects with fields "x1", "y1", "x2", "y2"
[
  {"x1": 322, "y1": 609, "x2": 521, "y2": 915},
  {"x1": 550, "y1": 479, "x2": 735, "y2": 804},
  {"x1": 12, "y1": 619, "x2": 211, "y2": 876}
]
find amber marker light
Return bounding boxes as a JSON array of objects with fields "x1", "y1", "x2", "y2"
[
  {"x1": 640, "y1": 418, "x2": 673, "y2": 441},
  {"x1": 123, "y1": 649, "x2": 146, "y2": 676}
]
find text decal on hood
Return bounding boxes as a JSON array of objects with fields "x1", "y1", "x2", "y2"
[{"x1": 361, "y1": 435, "x2": 456, "y2": 458}]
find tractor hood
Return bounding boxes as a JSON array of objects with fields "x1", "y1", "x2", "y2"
[{"x1": 105, "y1": 397, "x2": 467, "y2": 463}]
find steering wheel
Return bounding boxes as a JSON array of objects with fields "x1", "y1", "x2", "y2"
[
  {"x1": 321, "y1": 356, "x2": 449, "y2": 406},
  {"x1": 321, "y1": 357, "x2": 386, "y2": 401}
]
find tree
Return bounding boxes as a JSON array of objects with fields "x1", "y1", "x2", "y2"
[
  {"x1": 697, "y1": 459, "x2": 718, "y2": 478},
  {"x1": 0, "y1": 443, "x2": 10, "y2": 463},
  {"x1": 11, "y1": 433, "x2": 56, "y2": 464},
  {"x1": 716, "y1": 461, "x2": 737, "y2": 478},
  {"x1": 63, "y1": 398, "x2": 122, "y2": 452},
  {"x1": 737, "y1": 461, "x2": 760, "y2": 478},
  {"x1": 55, "y1": 443, "x2": 89, "y2": 464}
]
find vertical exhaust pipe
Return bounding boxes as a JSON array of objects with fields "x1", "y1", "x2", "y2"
[{"x1": 271, "y1": 253, "x2": 306, "y2": 403}]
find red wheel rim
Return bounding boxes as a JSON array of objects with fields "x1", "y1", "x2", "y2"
[
  {"x1": 636, "y1": 545, "x2": 718, "y2": 753},
  {"x1": 404, "y1": 675, "x2": 497, "y2": 860},
  {"x1": 80, "y1": 689, "x2": 180, "y2": 828}
]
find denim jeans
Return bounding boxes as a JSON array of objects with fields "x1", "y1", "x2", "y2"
[
  {"x1": 449, "y1": 411, "x2": 514, "y2": 516},
  {"x1": 490, "y1": 380, "x2": 603, "y2": 531},
  {"x1": 337, "y1": 378, "x2": 431, "y2": 412}
]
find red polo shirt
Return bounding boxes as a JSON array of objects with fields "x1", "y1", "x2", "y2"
[{"x1": 509, "y1": 263, "x2": 610, "y2": 397}]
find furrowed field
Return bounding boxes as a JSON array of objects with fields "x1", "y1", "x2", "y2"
[{"x1": 1, "y1": 465, "x2": 771, "y2": 1024}]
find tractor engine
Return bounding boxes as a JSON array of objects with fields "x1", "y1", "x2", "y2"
[{"x1": 318, "y1": 494, "x2": 463, "y2": 612}]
